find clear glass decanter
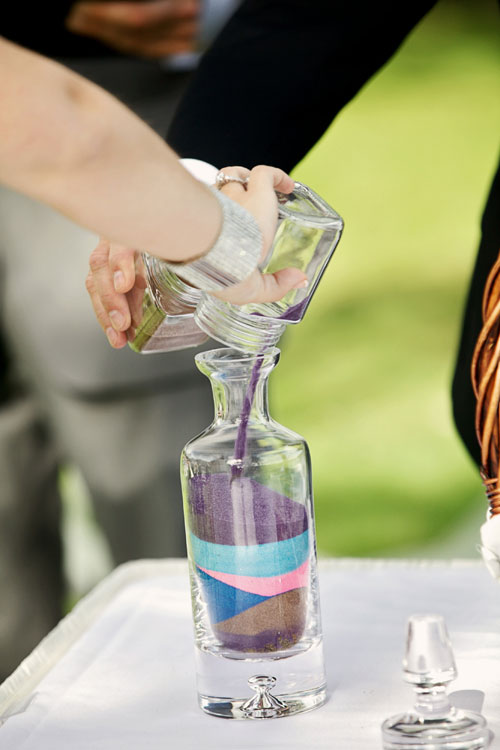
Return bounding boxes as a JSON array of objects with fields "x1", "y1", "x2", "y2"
[{"x1": 181, "y1": 347, "x2": 326, "y2": 719}]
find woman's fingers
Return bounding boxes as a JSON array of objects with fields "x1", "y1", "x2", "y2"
[
  {"x1": 217, "y1": 164, "x2": 295, "y2": 264},
  {"x1": 214, "y1": 267, "x2": 307, "y2": 305},
  {"x1": 246, "y1": 164, "x2": 295, "y2": 196},
  {"x1": 214, "y1": 165, "x2": 250, "y2": 198},
  {"x1": 213, "y1": 164, "x2": 303, "y2": 304},
  {"x1": 87, "y1": 238, "x2": 140, "y2": 345},
  {"x1": 85, "y1": 267, "x2": 128, "y2": 348},
  {"x1": 258, "y1": 268, "x2": 308, "y2": 302},
  {"x1": 216, "y1": 164, "x2": 294, "y2": 194},
  {"x1": 88, "y1": 239, "x2": 133, "y2": 329},
  {"x1": 126, "y1": 273, "x2": 147, "y2": 329},
  {"x1": 108, "y1": 243, "x2": 139, "y2": 293}
]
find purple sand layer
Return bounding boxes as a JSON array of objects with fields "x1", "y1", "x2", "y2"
[
  {"x1": 214, "y1": 587, "x2": 307, "y2": 652},
  {"x1": 188, "y1": 473, "x2": 308, "y2": 546}
]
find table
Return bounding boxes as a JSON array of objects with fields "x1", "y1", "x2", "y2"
[{"x1": 0, "y1": 558, "x2": 499, "y2": 749}]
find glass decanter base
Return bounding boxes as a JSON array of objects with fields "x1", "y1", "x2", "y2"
[
  {"x1": 199, "y1": 684, "x2": 327, "y2": 720},
  {"x1": 195, "y1": 639, "x2": 327, "y2": 720},
  {"x1": 382, "y1": 708, "x2": 491, "y2": 750}
]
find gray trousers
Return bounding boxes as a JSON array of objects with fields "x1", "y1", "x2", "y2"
[{"x1": 0, "y1": 58, "x2": 213, "y2": 679}]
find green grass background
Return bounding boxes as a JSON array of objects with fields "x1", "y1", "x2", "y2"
[{"x1": 269, "y1": 0, "x2": 500, "y2": 557}]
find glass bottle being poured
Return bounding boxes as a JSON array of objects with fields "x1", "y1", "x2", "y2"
[
  {"x1": 194, "y1": 181, "x2": 343, "y2": 352},
  {"x1": 128, "y1": 172, "x2": 343, "y2": 355}
]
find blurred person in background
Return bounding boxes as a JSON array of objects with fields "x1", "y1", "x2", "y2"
[{"x1": 0, "y1": 0, "x2": 242, "y2": 680}]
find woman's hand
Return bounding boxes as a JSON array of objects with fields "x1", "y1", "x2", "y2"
[
  {"x1": 86, "y1": 165, "x2": 307, "y2": 348},
  {"x1": 86, "y1": 241, "x2": 146, "y2": 348},
  {"x1": 210, "y1": 165, "x2": 307, "y2": 304}
]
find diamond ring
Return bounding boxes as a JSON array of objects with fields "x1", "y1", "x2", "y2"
[{"x1": 215, "y1": 171, "x2": 249, "y2": 190}]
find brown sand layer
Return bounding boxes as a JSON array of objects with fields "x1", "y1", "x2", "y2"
[{"x1": 214, "y1": 588, "x2": 307, "y2": 652}]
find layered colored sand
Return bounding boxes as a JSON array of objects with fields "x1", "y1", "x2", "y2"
[{"x1": 188, "y1": 473, "x2": 309, "y2": 652}]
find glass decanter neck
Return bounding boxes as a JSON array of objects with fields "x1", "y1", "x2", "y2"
[{"x1": 195, "y1": 347, "x2": 279, "y2": 423}]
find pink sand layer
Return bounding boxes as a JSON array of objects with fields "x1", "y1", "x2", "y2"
[{"x1": 198, "y1": 559, "x2": 309, "y2": 597}]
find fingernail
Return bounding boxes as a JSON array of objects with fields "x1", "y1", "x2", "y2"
[
  {"x1": 109, "y1": 310, "x2": 124, "y2": 329},
  {"x1": 293, "y1": 279, "x2": 309, "y2": 289},
  {"x1": 106, "y1": 327, "x2": 119, "y2": 346},
  {"x1": 114, "y1": 271, "x2": 125, "y2": 291}
]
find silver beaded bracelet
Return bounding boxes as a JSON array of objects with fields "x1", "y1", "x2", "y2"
[{"x1": 163, "y1": 187, "x2": 263, "y2": 292}]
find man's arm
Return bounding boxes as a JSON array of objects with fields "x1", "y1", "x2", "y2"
[{"x1": 168, "y1": 0, "x2": 438, "y2": 171}]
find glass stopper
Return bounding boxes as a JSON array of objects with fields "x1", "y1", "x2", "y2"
[{"x1": 381, "y1": 614, "x2": 491, "y2": 749}]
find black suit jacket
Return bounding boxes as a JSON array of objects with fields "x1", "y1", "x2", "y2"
[{"x1": 168, "y1": 0, "x2": 438, "y2": 170}]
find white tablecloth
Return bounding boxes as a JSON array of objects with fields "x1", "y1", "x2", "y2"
[{"x1": 0, "y1": 558, "x2": 499, "y2": 749}]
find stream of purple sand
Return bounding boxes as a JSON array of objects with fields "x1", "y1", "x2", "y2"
[
  {"x1": 231, "y1": 297, "x2": 309, "y2": 475},
  {"x1": 232, "y1": 355, "x2": 263, "y2": 473}
]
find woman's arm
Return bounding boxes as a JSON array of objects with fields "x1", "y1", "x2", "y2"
[
  {"x1": 0, "y1": 36, "x2": 223, "y2": 261},
  {"x1": 0, "y1": 37, "x2": 306, "y2": 346}
]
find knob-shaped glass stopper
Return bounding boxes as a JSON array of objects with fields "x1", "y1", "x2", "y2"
[{"x1": 381, "y1": 614, "x2": 491, "y2": 749}]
